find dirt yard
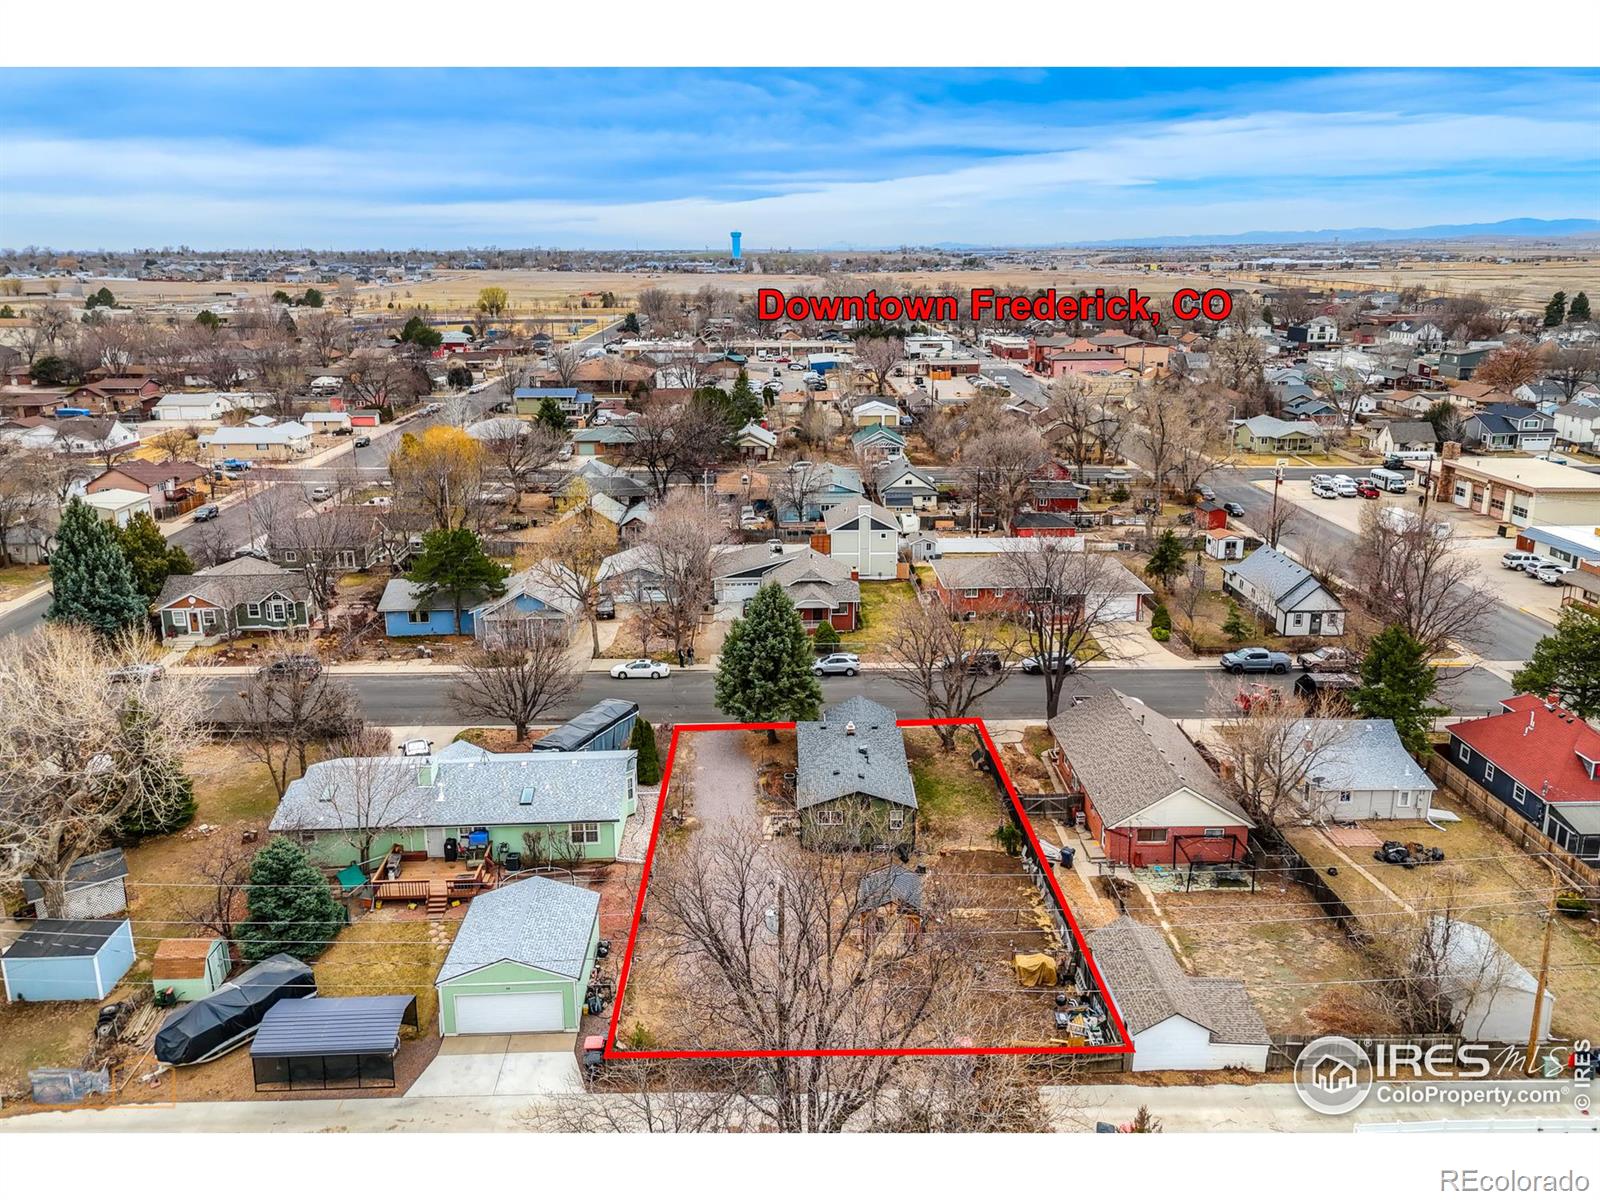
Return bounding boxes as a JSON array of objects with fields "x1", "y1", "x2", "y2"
[{"x1": 905, "y1": 727, "x2": 1008, "y2": 851}]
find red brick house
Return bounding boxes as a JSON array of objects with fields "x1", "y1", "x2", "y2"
[
  {"x1": 86, "y1": 460, "x2": 209, "y2": 509},
  {"x1": 1011, "y1": 512, "x2": 1080, "y2": 538},
  {"x1": 68, "y1": 376, "x2": 163, "y2": 416},
  {"x1": 1028, "y1": 477, "x2": 1088, "y2": 513},
  {"x1": 928, "y1": 551, "x2": 1150, "y2": 622},
  {"x1": 1048, "y1": 690, "x2": 1252, "y2": 868},
  {"x1": 1195, "y1": 501, "x2": 1229, "y2": 531}
]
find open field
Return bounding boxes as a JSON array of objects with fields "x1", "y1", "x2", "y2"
[{"x1": 1220, "y1": 256, "x2": 1600, "y2": 310}]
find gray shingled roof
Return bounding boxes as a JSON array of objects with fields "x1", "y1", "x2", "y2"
[
  {"x1": 268, "y1": 745, "x2": 636, "y2": 833},
  {"x1": 436, "y1": 876, "x2": 600, "y2": 982},
  {"x1": 769, "y1": 549, "x2": 860, "y2": 606},
  {"x1": 1047, "y1": 689, "x2": 1247, "y2": 829},
  {"x1": 153, "y1": 560, "x2": 310, "y2": 611},
  {"x1": 20, "y1": 849, "x2": 127, "y2": 903},
  {"x1": 931, "y1": 550, "x2": 1151, "y2": 598},
  {"x1": 1292, "y1": 719, "x2": 1432, "y2": 793},
  {"x1": 822, "y1": 499, "x2": 898, "y2": 532},
  {"x1": 1226, "y1": 546, "x2": 1338, "y2": 612},
  {"x1": 1380, "y1": 421, "x2": 1438, "y2": 446},
  {"x1": 1088, "y1": 916, "x2": 1270, "y2": 1046},
  {"x1": 795, "y1": 696, "x2": 917, "y2": 811}
]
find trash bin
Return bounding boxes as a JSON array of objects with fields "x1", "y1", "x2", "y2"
[
  {"x1": 1497, "y1": 525, "x2": 1508, "y2": 537},
  {"x1": 1059, "y1": 846, "x2": 1076, "y2": 869}
]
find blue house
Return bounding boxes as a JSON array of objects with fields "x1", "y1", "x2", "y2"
[
  {"x1": 778, "y1": 464, "x2": 865, "y2": 525},
  {"x1": 377, "y1": 570, "x2": 576, "y2": 640},
  {"x1": 2, "y1": 919, "x2": 136, "y2": 1002},
  {"x1": 513, "y1": 387, "x2": 596, "y2": 422}
]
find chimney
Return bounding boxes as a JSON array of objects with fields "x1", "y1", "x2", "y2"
[
  {"x1": 850, "y1": 568, "x2": 860, "y2": 581},
  {"x1": 1546, "y1": 692, "x2": 1560, "y2": 712},
  {"x1": 845, "y1": 721, "x2": 857, "y2": 736}
]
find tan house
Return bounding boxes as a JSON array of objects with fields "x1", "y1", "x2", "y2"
[{"x1": 1435, "y1": 455, "x2": 1600, "y2": 528}]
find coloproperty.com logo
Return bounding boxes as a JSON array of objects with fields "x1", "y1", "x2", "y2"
[{"x1": 1293, "y1": 1036, "x2": 1593, "y2": 1118}]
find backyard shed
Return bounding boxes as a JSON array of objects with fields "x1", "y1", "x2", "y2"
[
  {"x1": 435, "y1": 876, "x2": 601, "y2": 1035},
  {"x1": 1427, "y1": 918, "x2": 1553, "y2": 1043},
  {"x1": 250, "y1": 994, "x2": 419, "y2": 1091},
  {"x1": 21, "y1": 849, "x2": 129, "y2": 920},
  {"x1": 151, "y1": 937, "x2": 231, "y2": 1002},
  {"x1": 1, "y1": 919, "x2": 136, "y2": 1003}
]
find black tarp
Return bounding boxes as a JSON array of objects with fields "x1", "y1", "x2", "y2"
[
  {"x1": 154, "y1": 954, "x2": 316, "y2": 1065},
  {"x1": 530, "y1": 699, "x2": 638, "y2": 752}
]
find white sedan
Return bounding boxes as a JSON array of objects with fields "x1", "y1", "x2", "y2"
[{"x1": 610, "y1": 658, "x2": 672, "y2": 680}]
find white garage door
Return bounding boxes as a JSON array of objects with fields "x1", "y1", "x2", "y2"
[
  {"x1": 453, "y1": 990, "x2": 565, "y2": 1034},
  {"x1": 1102, "y1": 594, "x2": 1139, "y2": 622},
  {"x1": 721, "y1": 579, "x2": 762, "y2": 602}
]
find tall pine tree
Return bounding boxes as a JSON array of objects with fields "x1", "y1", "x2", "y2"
[
  {"x1": 1351, "y1": 625, "x2": 1447, "y2": 759},
  {"x1": 1144, "y1": 528, "x2": 1186, "y2": 590},
  {"x1": 726, "y1": 369, "x2": 762, "y2": 428},
  {"x1": 114, "y1": 510, "x2": 196, "y2": 601},
  {"x1": 47, "y1": 498, "x2": 148, "y2": 635},
  {"x1": 1569, "y1": 291, "x2": 1591, "y2": 323},
  {"x1": 714, "y1": 582, "x2": 823, "y2": 742},
  {"x1": 241, "y1": 837, "x2": 347, "y2": 962},
  {"x1": 1512, "y1": 606, "x2": 1600, "y2": 719},
  {"x1": 1544, "y1": 291, "x2": 1567, "y2": 328},
  {"x1": 629, "y1": 717, "x2": 663, "y2": 786},
  {"x1": 406, "y1": 528, "x2": 507, "y2": 632}
]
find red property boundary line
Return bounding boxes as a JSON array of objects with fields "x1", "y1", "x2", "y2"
[{"x1": 604, "y1": 716, "x2": 1134, "y2": 1061}]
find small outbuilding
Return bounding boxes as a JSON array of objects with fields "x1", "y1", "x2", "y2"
[
  {"x1": 250, "y1": 994, "x2": 419, "y2": 1091},
  {"x1": 434, "y1": 876, "x2": 601, "y2": 1035},
  {"x1": 151, "y1": 937, "x2": 232, "y2": 1003},
  {"x1": 1, "y1": 919, "x2": 136, "y2": 1003},
  {"x1": 21, "y1": 849, "x2": 128, "y2": 920},
  {"x1": 1427, "y1": 918, "x2": 1553, "y2": 1043}
]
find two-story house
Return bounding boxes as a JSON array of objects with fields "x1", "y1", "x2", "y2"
[{"x1": 821, "y1": 500, "x2": 900, "y2": 580}]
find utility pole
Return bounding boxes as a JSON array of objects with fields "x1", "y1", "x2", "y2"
[{"x1": 1523, "y1": 861, "x2": 1559, "y2": 1076}]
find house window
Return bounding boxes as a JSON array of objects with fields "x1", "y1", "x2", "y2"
[
  {"x1": 337, "y1": 550, "x2": 357, "y2": 570},
  {"x1": 268, "y1": 600, "x2": 287, "y2": 622},
  {"x1": 1457, "y1": 742, "x2": 1471, "y2": 764},
  {"x1": 1397, "y1": 791, "x2": 1414, "y2": 808},
  {"x1": 1135, "y1": 828, "x2": 1167, "y2": 843},
  {"x1": 246, "y1": 602, "x2": 261, "y2": 619},
  {"x1": 1512, "y1": 783, "x2": 1527, "y2": 805},
  {"x1": 1292, "y1": 612, "x2": 1305, "y2": 628},
  {"x1": 964, "y1": 589, "x2": 980, "y2": 599},
  {"x1": 410, "y1": 611, "x2": 430, "y2": 624},
  {"x1": 297, "y1": 832, "x2": 317, "y2": 847},
  {"x1": 814, "y1": 809, "x2": 844, "y2": 826},
  {"x1": 1484, "y1": 763, "x2": 1495, "y2": 783},
  {"x1": 888, "y1": 810, "x2": 905, "y2": 831},
  {"x1": 281, "y1": 549, "x2": 299, "y2": 563},
  {"x1": 569, "y1": 822, "x2": 600, "y2": 845},
  {"x1": 1202, "y1": 828, "x2": 1225, "y2": 838}
]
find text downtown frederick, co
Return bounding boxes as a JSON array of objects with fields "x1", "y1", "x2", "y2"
[{"x1": 756, "y1": 286, "x2": 1235, "y2": 326}]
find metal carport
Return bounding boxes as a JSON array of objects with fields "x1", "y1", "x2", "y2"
[{"x1": 250, "y1": 995, "x2": 419, "y2": 1091}]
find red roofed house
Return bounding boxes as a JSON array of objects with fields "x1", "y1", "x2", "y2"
[{"x1": 1445, "y1": 694, "x2": 1600, "y2": 863}]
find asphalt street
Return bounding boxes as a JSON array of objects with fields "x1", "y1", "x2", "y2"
[{"x1": 197, "y1": 663, "x2": 1513, "y2": 727}]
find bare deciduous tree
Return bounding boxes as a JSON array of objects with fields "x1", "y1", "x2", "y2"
[
  {"x1": 882, "y1": 593, "x2": 1021, "y2": 747},
  {"x1": 624, "y1": 396, "x2": 729, "y2": 501},
  {"x1": 233, "y1": 648, "x2": 364, "y2": 798},
  {"x1": 1351, "y1": 504, "x2": 1491, "y2": 658},
  {"x1": 852, "y1": 336, "x2": 904, "y2": 395},
  {"x1": 961, "y1": 421, "x2": 1050, "y2": 535},
  {"x1": 319, "y1": 724, "x2": 420, "y2": 868},
  {"x1": 449, "y1": 620, "x2": 581, "y2": 741},
  {"x1": 535, "y1": 517, "x2": 611, "y2": 657},
  {"x1": 1208, "y1": 686, "x2": 1348, "y2": 837},
  {"x1": 636, "y1": 492, "x2": 722, "y2": 664},
  {"x1": 0, "y1": 627, "x2": 207, "y2": 914}
]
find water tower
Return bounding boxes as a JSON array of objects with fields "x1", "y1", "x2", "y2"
[{"x1": 730, "y1": 231, "x2": 742, "y2": 261}]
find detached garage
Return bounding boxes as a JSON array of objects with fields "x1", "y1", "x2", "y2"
[{"x1": 435, "y1": 877, "x2": 600, "y2": 1036}]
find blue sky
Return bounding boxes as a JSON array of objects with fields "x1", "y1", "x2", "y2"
[{"x1": 1, "y1": 68, "x2": 1596, "y2": 249}]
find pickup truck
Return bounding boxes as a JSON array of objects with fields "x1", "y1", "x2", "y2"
[{"x1": 1220, "y1": 647, "x2": 1291, "y2": 674}]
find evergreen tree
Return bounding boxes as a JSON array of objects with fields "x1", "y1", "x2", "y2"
[
  {"x1": 115, "y1": 698, "x2": 197, "y2": 840},
  {"x1": 46, "y1": 499, "x2": 147, "y2": 635},
  {"x1": 812, "y1": 621, "x2": 842, "y2": 651},
  {"x1": 114, "y1": 511, "x2": 196, "y2": 601},
  {"x1": 1144, "y1": 529, "x2": 1186, "y2": 590},
  {"x1": 241, "y1": 837, "x2": 346, "y2": 962},
  {"x1": 1569, "y1": 291, "x2": 1591, "y2": 323},
  {"x1": 406, "y1": 528, "x2": 507, "y2": 632},
  {"x1": 399, "y1": 315, "x2": 442, "y2": 348},
  {"x1": 301, "y1": 287, "x2": 324, "y2": 308},
  {"x1": 714, "y1": 582, "x2": 823, "y2": 743},
  {"x1": 535, "y1": 396, "x2": 570, "y2": 434},
  {"x1": 629, "y1": 717, "x2": 662, "y2": 786},
  {"x1": 1221, "y1": 601, "x2": 1252, "y2": 644},
  {"x1": 1512, "y1": 606, "x2": 1600, "y2": 720},
  {"x1": 30, "y1": 355, "x2": 74, "y2": 386},
  {"x1": 620, "y1": 312, "x2": 640, "y2": 334},
  {"x1": 1351, "y1": 625, "x2": 1447, "y2": 759},
  {"x1": 1544, "y1": 291, "x2": 1567, "y2": 328},
  {"x1": 195, "y1": 310, "x2": 221, "y2": 330},
  {"x1": 86, "y1": 286, "x2": 115, "y2": 309},
  {"x1": 446, "y1": 365, "x2": 473, "y2": 389},
  {"x1": 726, "y1": 369, "x2": 762, "y2": 427}
]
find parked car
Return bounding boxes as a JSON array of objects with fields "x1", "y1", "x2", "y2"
[
  {"x1": 309, "y1": 485, "x2": 333, "y2": 502},
  {"x1": 1537, "y1": 564, "x2": 1573, "y2": 585},
  {"x1": 332, "y1": 426, "x2": 354, "y2": 437},
  {"x1": 1502, "y1": 550, "x2": 1545, "y2": 570},
  {"x1": 788, "y1": 460, "x2": 814, "y2": 472},
  {"x1": 1296, "y1": 645, "x2": 1356, "y2": 671},
  {"x1": 218, "y1": 458, "x2": 253, "y2": 471},
  {"x1": 257, "y1": 655, "x2": 323, "y2": 681},
  {"x1": 1222, "y1": 501, "x2": 1246, "y2": 518},
  {"x1": 1355, "y1": 481, "x2": 1380, "y2": 499},
  {"x1": 191, "y1": 504, "x2": 221, "y2": 522},
  {"x1": 107, "y1": 663, "x2": 166, "y2": 684},
  {"x1": 1522, "y1": 558, "x2": 1562, "y2": 577},
  {"x1": 1311, "y1": 480, "x2": 1338, "y2": 499},
  {"x1": 361, "y1": 496, "x2": 392, "y2": 507},
  {"x1": 1220, "y1": 647, "x2": 1291, "y2": 674},
  {"x1": 610, "y1": 658, "x2": 671, "y2": 680},
  {"x1": 1020, "y1": 653, "x2": 1078, "y2": 675},
  {"x1": 1196, "y1": 485, "x2": 1216, "y2": 502},
  {"x1": 595, "y1": 595, "x2": 616, "y2": 620},
  {"x1": 1334, "y1": 476, "x2": 1359, "y2": 498},
  {"x1": 1310, "y1": 474, "x2": 1333, "y2": 488},
  {"x1": 813, "y1": 652, "x2": 861, "y2": 677},
  {"x1": 940, "y1": 649, "x2": 1004, "y2": 676},
  {"x1": 354, "y1": 435, "x2": 372, "y2": 448}
]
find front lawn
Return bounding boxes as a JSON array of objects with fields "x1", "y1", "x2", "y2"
[
  {"x1": 839, "y1": 579, "x2": 916, "y2": 658},
  {"x1": 0, "y1": 562, "x2": 49, "y2": 601},
  {"x1": 904, "y1": 727, "x2": 1006, "y2": 849}
]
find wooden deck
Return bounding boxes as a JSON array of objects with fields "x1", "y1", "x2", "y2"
[{"x1": 367, "y1": 848, "x2": 504, "y2": 913}]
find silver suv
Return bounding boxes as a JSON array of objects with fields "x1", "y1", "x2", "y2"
[{"x1": 813, "y1": 652, "x2": 860, "y2": 677}]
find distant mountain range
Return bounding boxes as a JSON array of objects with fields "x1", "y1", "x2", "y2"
[{"x1": 1063, "y1": 217, "x2": 1600, "y2": 249}]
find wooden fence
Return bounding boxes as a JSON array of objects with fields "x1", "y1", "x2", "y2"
[
  {"x1": 1266, "y1": 1033, "x2": 1466, "y2": 1071},
  {"x1": 1425, "y1": 757, "x2": 1600, "y2": 894}
]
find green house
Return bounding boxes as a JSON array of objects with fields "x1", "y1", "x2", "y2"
[
  {"x1": 152, "y1": 558, "x2": 314, "y2": 640},
  {"x1": 267, "y1": 740, "x2": 639, "y2": 870},
  {"x1": 434, "y1": 876, "x2": 601, "y2": 1034},
  {"x1": 795, "y1": 696, "x2": 919, "y2": 851}
]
